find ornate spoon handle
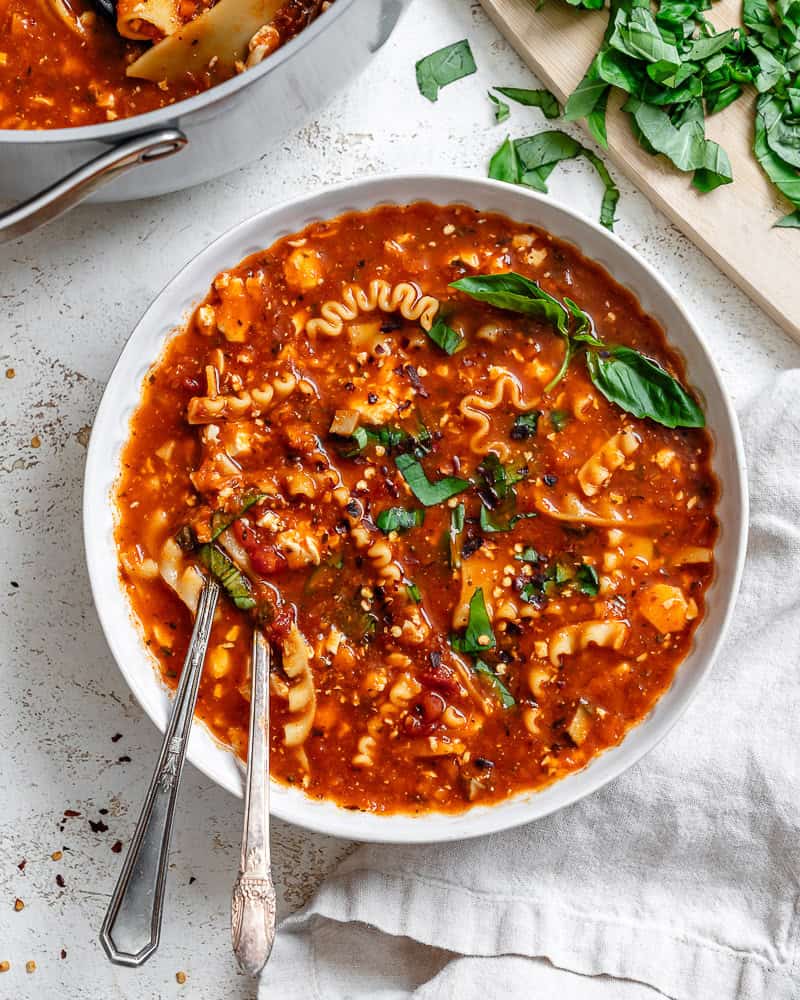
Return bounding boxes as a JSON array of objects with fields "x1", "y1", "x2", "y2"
[
  {"x1": 232, "y1": 630, "x2": 276, "y2": 975},
  {"x1": 100, "y1": 577, "x2": 220, "y2": 966}
]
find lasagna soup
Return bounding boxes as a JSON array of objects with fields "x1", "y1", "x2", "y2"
[
  {"x1": 1, "y1": 0, "x2": 327, "y2": 129},
  {"x1": 115, "y1": 202, "x2": 718, "y2": 814}
]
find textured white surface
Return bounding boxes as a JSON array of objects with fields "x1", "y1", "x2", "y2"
[{"x1": 0, "y1": 1, "x2": 798, "y2": 997}]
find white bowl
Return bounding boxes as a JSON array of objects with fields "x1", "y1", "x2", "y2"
[{"x1": 84, "y1": 174, "x2": 748, "y2": 843}]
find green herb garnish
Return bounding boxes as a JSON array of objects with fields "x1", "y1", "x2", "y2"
[
  {"x1": 489, "y1": 130, "x2": 619, "y2": 230},
  {"x1": 406, "y1": 581, "x2": 422, "y2": 603},
  {"x1": 515, "y1": 546, "x2": 540, "y2": 563},
  {"x1": 210, "y1": 493, "x2": 267, "y2": 541},
  {"x1": 473, "y1": 658, "x2": 516, "y2": 708},
  {"x1": 494, "y1": 86, "x2": 560, "y2": 119},
  {"x1": 510, "y1": 411, "x2": 541, "y2": 441},
  {"x1": 376, "y1": 507, "x2": 425, "y2": 534},
  {"x1": 586, "y1": 347, "x2": 705, "y2": 428},
  {"x1": 395, "y1": 453, "x2": 469, "y2": 506},
  {"x1": 479, "y1": 505, "x2": 536, "y2": 533},
  {"x1": 449, "y1": 502, "x2": 465, "y2": 569},
  {"x1": 451, "y1": 588, "x2": 496, "y2": 653},
  {"x1": 450, "y1": 271, "x2": 704, "y2": 428},
  {"x1": 489, "y1": 91, "x2": 511, "y2": 123},
  {"x1": 426, "y1": 315, "x2": 464, "y2": 355},
  {"x1": 550, "y1": 409, "x2": 571, "y2": 432},
  {"x1": 416, "y1": 39, "x2": 477, "y2": 102},
  {"x1": 198, "y1": 544, "x2": 255, "y2": 610},
  {"x1": 574, "y1": 563, "x2": 600, "y2": 596}
]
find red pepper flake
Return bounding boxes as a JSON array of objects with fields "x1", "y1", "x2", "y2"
[
  {"x1": 14, "y1": 899, "x2": 24, "y2": 912},
  {"x1": 17, "y1": 859, "x2": 26, "y2": 871},
  {"x1": 111, "y1": 733, "x2": 123, "y2": 743},
  {"x1": 111, "y1": 841, "x2": 123, "y2": 854},
  {"x1": 89, "y1": 819, "x2": 109, "y2": 834},
  {"x1": 60, "y1": 949, "x2": 67, "y2": 959},
  {"x1": 63, "y1": 810, "x2": 80, "y2": 818},
  {"x1": 117, "y1": 755, "x2": 131, "y2": 763},
  {"x1": 55, "y1": 874, "x2": 65, "y2": 888},
  {"x1": 98, "y1": 808, "x2": 109, "y2": 816}
]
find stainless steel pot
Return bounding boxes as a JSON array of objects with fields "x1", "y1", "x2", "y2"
[{"x1": 0, "y1": 0, "x2": 411, "y2": 240}]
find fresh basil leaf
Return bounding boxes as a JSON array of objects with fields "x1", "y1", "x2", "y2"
[
  {"x1": 586, "y1": 346, "x2": 705, "y2": 428},
  {"x1": 754, "y1": 96, "x2": 800, "y2": 214},
  {"x1": 406, "y1": 581, "x2": 422, "y2": 603},
  {"x1": 451, "y1": 272, "x2": 569, "y2": 333},
  {"x1": 510, "y1": 410, "x2": 541, "y2": 440},
  {"x1": 395, "y1": 453, "x2": 469, "y2": 506},
  {"x1": 427, "y1": 315, "x2": 464, "y2": 354},
  {"x1": 416, "y1": 40, "x2": 477, "y2": 103},
  {"x1": 574, "y1": 563, "x2": 600, "y2": 595},
  {"x1": 451, "y1": 588, "x2": 496, "y2": 653},
  {"x1": 489, "y1": 90, "x2": 511, "y2": 123},
  {"x1": 449, "y1": 502, "x2": 465, "y2": 569},
  {"x1": 761, "y1": 93, "x2": 800, "y2": 169},
  {"x1": 376, "y1": 507, "x2": 425, "y2": 534},
  {"x1": 495, "y1": 86, "x2": 561, "y2": 118},
  {"x1": 210, "y1": 493, "x2": 267, "y2": 541},
  {"x1": 586, "y1": 87, "x2": 610, "y2": 149},
  {"x1": 582, "y1": 148, "x2": 620, "y2": 228},
  {"x1": 198, "y1": 544, "x2": 255, "y2": 610},
  {"x1": 489, "y1": 134, "x2": 523, "y2": 184},
  {"x1": 775, "y1": 210, "x2": 800, "y2": 226},
  {"x1": 692, "y1": 140, "x2": 733, "y2": 192},
  {"x1": 749, "y1": 42, "x2": 788, "y2": 93},
  {"x1": 515, "y1": 546, "x2": 540, "y2": 563},
  {"x1": 479, "y1": 505, "x2": 536, "y2": 533},
  {"x1": 550, "y1": 409, "x2": 571, "y2": 432},
  {"x1": 473, "y1": 658, "x2": 516, "y2": 708},
  {"x1": 564, "y1": 60, "x2": 608, "y2": 120},
  {"x1": 623, "y1": 96, "x2": 709, "y2": 171}
]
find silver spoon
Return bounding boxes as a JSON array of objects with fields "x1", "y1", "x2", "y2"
[
  {"x1": 231, "y1": 629, "x2": 276, "y2": 975},
  {"x1": 100, "y1": 577, "x2": 220, "y2": 966}
]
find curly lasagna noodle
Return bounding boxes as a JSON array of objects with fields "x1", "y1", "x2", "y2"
[{"x1": 115, "y1": 202, "x2": 719, "y2": 814}]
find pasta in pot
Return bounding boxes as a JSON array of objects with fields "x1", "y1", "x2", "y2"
[{"x1": 115, "y1": 201, "x2": 719, "y2": 815}]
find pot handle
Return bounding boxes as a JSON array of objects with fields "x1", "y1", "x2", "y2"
[{"x1": 0, "y1": 128, "x2": 187, "y2": 243}]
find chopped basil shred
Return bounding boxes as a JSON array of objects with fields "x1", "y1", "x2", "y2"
[
  {"x1": 494, "y1": 86, "x2": 560, "y2": 119},
  {"x1": 451, "y1": 588, "x2": 496, "y2": 653},
  {"x1": 550, "y1": 409, "x2": 571, "y2": 432},
  {"x1": 479, "y1": 505, "x2": 536, "y2": 533},
  {"x1": 198, "y1": 544, "x2": 255, "y2": 610},
  {"x1": 406, "y1": 582, "x2": 422, "y2": 604},
  {"x1": 511, "y1": 411, "x2": 541, "y2": 440},
  {"x1": 210, "y1": 493, "x2": 267, "y2": 541},
  {"x1": 376, "y1": 507, "x2": 425, "y2": 534},
  {"x1": 426, "y1": 315, "x2": 464, "y2": 354},
  {"x1": 416, "y1": 39, "x2": 477, "y2": 102},
  {"x1": 515, "y1": 546, "x2": 541, "y2": 563},
  {"x1": 395, "y1": 452, "x2": 469, "y2": 506},
  {"x1": 473, "y1": 658, "x2": 516, "y2": 708},
  {"x1": 574, "y1": 563, "x2": 600, "y2": 596},
  {"x1": 489, "y1": 91, "x2": 511, "y2": 123},
  {"x1": 449, "y1": 503, "x2": 465, "y2": 569},
  {"x1": 488, "y1": 130, "x2": 619, "y2": 230}
]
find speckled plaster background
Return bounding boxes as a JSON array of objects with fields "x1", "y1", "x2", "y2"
[{"x1": 1, "y1": 1, "x2": 799, "y2": 998}]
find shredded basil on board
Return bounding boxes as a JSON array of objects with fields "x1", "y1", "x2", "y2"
[
  {"x1": 494, "y1": 86, "x2": 561, "y2": 118},
  {"x1": 375, "y1": 507, "x2": 425, "y2": 534},
  {"x1": 395, "y1": 452, "x2": 470, "y2": 506},
  {"x1": 197, "y1": 544, "x2": 255, "y2": 611},
  {"x1": 416, "y1": 40, "x2": 477, "y2": 102}
]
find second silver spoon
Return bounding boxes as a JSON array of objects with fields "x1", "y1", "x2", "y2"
[{"x1": 231, "y1": 630, "x2": 276, "y2": 975}]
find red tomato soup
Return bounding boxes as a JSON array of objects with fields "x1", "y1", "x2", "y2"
[
  {"x1": 114, "y1": 202, "x2": 718, "y2": 815},
  {"x1": 0, "y1": 0, "x2": 325, "y2": 129}
]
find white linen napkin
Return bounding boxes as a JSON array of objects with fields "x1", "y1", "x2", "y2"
[{"x1": 260, "y1": 373, "x2": 800, "y2": 1000}]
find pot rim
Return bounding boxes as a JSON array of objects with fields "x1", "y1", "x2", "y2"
[{"x1": 0, "y1": 0, "x2": 359, "y2": 144}]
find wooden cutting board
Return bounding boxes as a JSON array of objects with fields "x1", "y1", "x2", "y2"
[{"x1": 481, "y1": 0, "x2": 800, "y2": 343}]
